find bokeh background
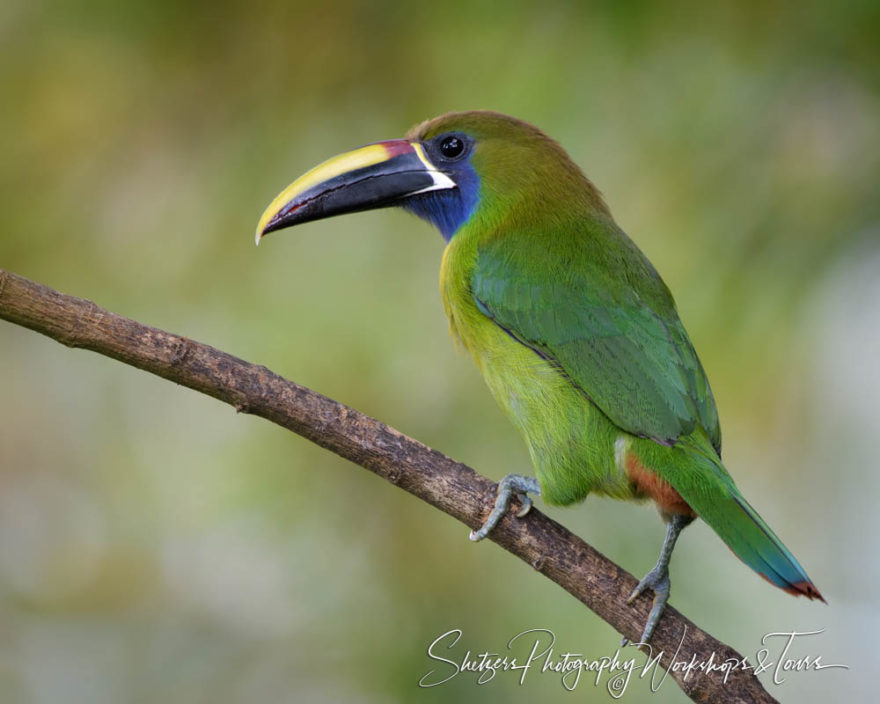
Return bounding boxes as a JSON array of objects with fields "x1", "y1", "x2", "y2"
[{"x1": 1, "y1": 1, "x2": 877, "y2": 701}]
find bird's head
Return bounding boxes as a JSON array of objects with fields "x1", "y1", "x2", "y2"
[{"x1": 255, "y1": 110, "x2": 609, "y2": 245}]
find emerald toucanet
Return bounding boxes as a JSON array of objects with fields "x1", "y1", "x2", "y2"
[{"x1": 255, "y1": 111, "x2": 823, "y2": 643}]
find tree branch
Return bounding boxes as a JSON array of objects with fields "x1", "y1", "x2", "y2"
[{"x1": 0, "y1": 267, "x2": 777, "y2": 703}]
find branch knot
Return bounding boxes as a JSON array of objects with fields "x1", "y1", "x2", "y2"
[{"x1": 171, "y1": 336, "x2": 192, "y2": 366}]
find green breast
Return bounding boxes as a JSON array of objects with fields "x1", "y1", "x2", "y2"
[{"x1": 439, "y1": 233, "x2": 635, "y2": 506}]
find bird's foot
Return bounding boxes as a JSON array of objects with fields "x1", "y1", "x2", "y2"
[
  {"x1": 621, "y1": 566, "x2": 670, "y2": 646},
  {"x1": 469, "y1": 474, "x2": 540, "y2": 541}
]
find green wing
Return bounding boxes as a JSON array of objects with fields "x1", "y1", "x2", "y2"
[{"x1": 472, "y1": 219, "x2": 721, "y2": 452}]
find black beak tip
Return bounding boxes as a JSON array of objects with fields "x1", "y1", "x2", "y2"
[{"x1": 260, "y1": 215, "x2": 285, "y2": 237}]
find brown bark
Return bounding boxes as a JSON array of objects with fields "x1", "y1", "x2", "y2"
[{"x1": 0, "y1": 267, "x2": 777, "y2": 703}]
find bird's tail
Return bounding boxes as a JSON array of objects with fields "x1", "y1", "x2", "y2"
[
  {"x1": 650, "y1": 434, "x2": 825, "y2": 601},
  {"x1": 699, "y1": 484, "x2": 824, "y2": 599}
]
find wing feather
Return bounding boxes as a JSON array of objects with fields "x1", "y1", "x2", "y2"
[{"x1": 473, "y1": 221, "x2": 721, "y2": 451}]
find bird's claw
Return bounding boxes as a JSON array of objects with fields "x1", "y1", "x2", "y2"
[
  {"x1": 515, "y1": 492, "x2": 533, "y2": 518},
  {"x1": 622, "y1": 566, "x2": 670, "y2": 645},
  {"x1": 627, "y1": 566, "x2": 669, "y2": 604},
  {"x1": 620, "y1": 513, "x2": 691, "y2": 646},
  {"x1": 469, "y1": 474, "x2": 540, "y2": 542}
]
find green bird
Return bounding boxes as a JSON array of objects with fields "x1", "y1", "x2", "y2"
[{"x1": 255, "y1": 111, "x2": 824, "y2": 643}]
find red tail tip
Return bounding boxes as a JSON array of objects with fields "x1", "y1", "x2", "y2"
[{"x1": 783, "y1": 580, "x2": 826, "y2": 603}]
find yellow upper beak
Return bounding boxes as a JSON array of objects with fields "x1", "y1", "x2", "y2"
[{"x1": 255, "y1": 140, "x2": 455, "y2": 245}]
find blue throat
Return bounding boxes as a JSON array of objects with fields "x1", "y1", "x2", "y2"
[{"x1": 403, "y1": 161, "x2": 480, "y2": 241}]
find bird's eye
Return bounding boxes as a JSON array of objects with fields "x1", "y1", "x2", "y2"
[{"x1": 439, "y1": 135, "x2": 465, "y2": 160}]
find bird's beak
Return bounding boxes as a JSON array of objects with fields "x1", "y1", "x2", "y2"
[{"x1": 255, "y1": 140, "x2": 456, "y2": 244}]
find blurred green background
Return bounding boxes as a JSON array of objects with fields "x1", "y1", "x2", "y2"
[{"x1": 1, "y1": 0, "x2": 877, "y2": 701}]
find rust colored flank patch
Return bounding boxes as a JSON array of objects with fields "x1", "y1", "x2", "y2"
[{"x1": 625, "y1": 452, "x2": 696, "y2": 518}]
